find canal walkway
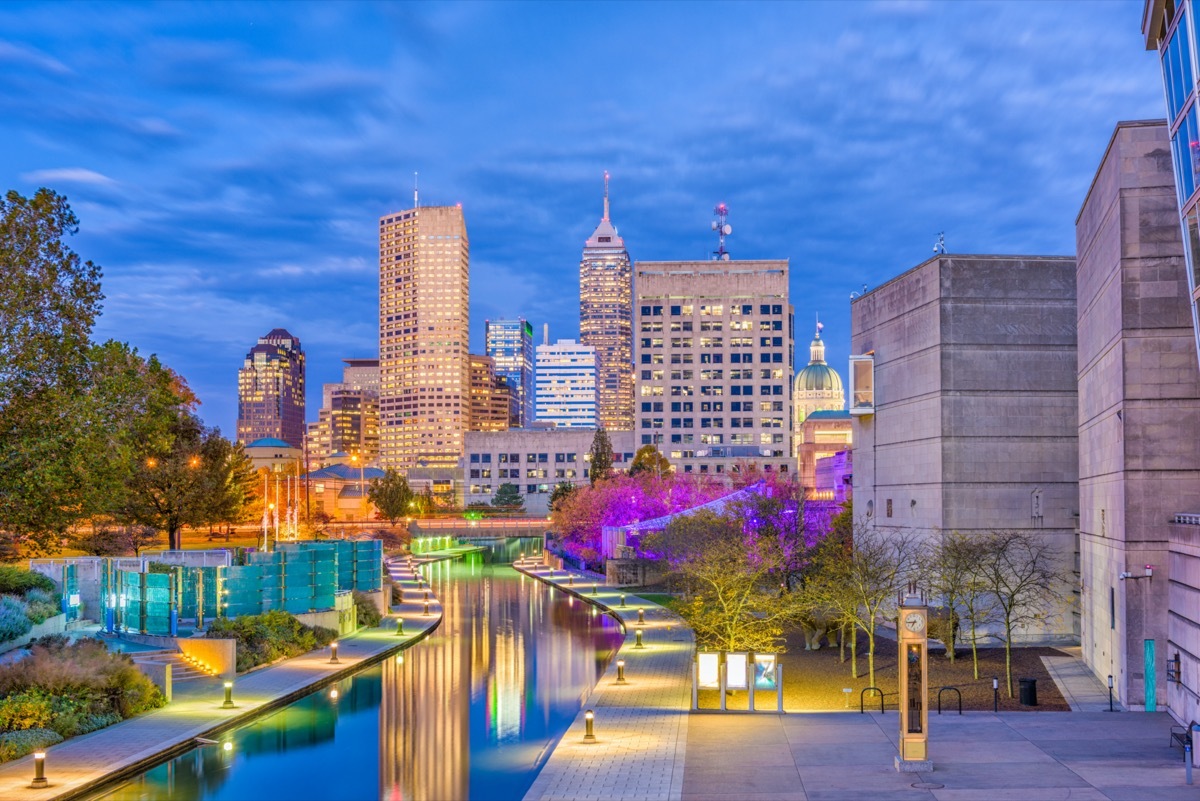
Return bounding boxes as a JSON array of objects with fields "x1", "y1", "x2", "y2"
[
  {"x1": 0, "y1": 557, "x2": 441, "y2": 801},
  {"x1": 516, "y1": 561, "x2": 695, "y2": 801}
]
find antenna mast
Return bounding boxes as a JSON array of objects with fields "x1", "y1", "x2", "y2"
[
  {"x1": 414, "y1": 172, "x2": 419, "y2": 210},
  {"x1": 603, "y1": 170, "x2": 610, "y2": 221},
  {"x1": 711, "y1": 203, "x2": 732, "y2": 261}
]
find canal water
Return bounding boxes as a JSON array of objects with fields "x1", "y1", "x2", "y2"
[{"x1": 89, "y1": 545, "x2": 622, "y2": 801}]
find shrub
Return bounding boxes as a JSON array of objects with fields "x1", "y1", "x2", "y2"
[
  {"x1": 0, "y1": 596, "x2": 32, "y2": 643},
  {"x1": 0, "y1": 689, "x2": 54, "y2": 731},
  {"x1": 0, "y1": 728, "x2": 62, "y2": 764},
  {"x1": 353, "y1": 590, "x2": 382, "y2": 629},
  {"x1": 23, "y1": 589, "x2": 60, "y2": 625},
  {"x1": 0, "y1": 567, "x2": 55, "y2": 596},
  {"x1": 206, "y1": 610, "x2": 337, "y2": 672}
]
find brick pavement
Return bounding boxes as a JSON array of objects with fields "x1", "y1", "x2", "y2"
[
  {"x1": 0, "y1": 556, "x2": 441, "y2": 800},
  {"x1": 517, "y1": 561, "x2": 694, "y2": 801}
]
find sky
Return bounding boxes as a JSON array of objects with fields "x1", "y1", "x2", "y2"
[{"x1": 0, "y1": 0, "x2": 1165, "y2": 437}]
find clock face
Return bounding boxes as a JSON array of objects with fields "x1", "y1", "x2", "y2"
[{"x1": 904, "y1": 612, "x2": 925, "y2": 633}]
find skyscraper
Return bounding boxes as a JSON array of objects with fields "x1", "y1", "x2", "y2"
[
  {"x1": 485, "y1": 319, "x2": 535, "y2": 427},
  {"x1": 237, "y1": 328, "x2": 306, "y2": 448},
  {"x1": 378, "y1": 204, "x2": 470, "y2": 471},
  {"x1": 467, "y1": 354, "x2": 511, "y2": 432},
  {"x1": 580, "y1": 173, "x2": 633, "y2": 431},
  {"x1": 535, "y1": 339, "x2": 598, "y2": 428},
  {"x1": 308, "y1": 358, "x2": 381, "y2": 465}
]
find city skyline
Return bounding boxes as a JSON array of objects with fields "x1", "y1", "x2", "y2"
[{"x1": 0, "y1": 1, "x2": 1162, "y2": 436}]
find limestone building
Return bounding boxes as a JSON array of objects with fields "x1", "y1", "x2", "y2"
[
  {"x1": 633, "y1": 261, "x2": 794, "y2": 477},
  {"x1": 793, "y1": 321, "x2": 846, "y2": 439},
  {"x1": 378, "y1": 204, "x2": 470, "y2": 471},
  {"x1": 237, "y1": 328, "x2": 306, "y2": 449},
  {"x1": 308, "y1": 358, "x2": 381, "y2": 466},
  {"x1": 850, "y1": 254, "x2": 1079, "y2": 641},
  {"x1": 467, "y1": 354, "x2": 511, "y2": 433},
  {"x1": 1077, "y1": 118, "x2": 1200, "y2": 719},
  {"x1": 798, "y1": 410, "x2": 852, "y2": 498}
]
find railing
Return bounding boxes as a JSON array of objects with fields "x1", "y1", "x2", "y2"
[{"x1": 1173, "y1": 513, "x2": 1200, "y2": 525}]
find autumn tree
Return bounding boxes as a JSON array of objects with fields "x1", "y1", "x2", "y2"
[
  {"x1": 628, "y1": 445, "x2": 672, "y2": 478},
  {"x1": 548, "y1": 481, "x2": 576, "y2": 512}
]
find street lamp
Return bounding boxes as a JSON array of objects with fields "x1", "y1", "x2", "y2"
[{"x1": 351, "y1": 453, "x2": 365, "y2": 523}]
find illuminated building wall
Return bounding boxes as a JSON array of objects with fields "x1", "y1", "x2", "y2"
[
  {"x1": 580, "y1": 175, "x2": 634, "y2": 432},
  {"x1": 798, "y1": 410, "x2": 852, "y2": 497},
  {"x1": 379, "y1": 205, "x2": 470, "y2": 471},
  {"x1": 237, "y1": 328, "x2": 306, "y2": 448},
  {"x1": 633, "y1": 261, "x2": 795, "y2": 477},
  {"x1": 534, "y1": 339, "x2": 598, "y2": 429},
  {"x1": 468, "y1": 354, "x2": 512, "y2": 433},
  {"x1": 485, "y1": 319, "x2": 535, "y2": 427}
]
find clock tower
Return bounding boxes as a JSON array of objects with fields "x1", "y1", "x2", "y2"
[{"x1": 896, "y1": 583, "x2": 932, "y2": 772}]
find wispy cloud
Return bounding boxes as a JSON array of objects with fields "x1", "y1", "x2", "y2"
[
  {"x1": 0, "y1": 40, "x2": 70, "y2": 75},
  {"x1": 20, "y1": 167, "x2": 116, "y2": 186}
]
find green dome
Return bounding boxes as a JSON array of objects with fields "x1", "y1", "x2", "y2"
[{"x1": 793, "y1": 324, "x2": 844, "y2": 394}]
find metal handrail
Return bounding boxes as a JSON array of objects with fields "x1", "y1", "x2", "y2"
[
  {"x1": 860, "y1": 686, "x2": 884, "y2": 714},
  {"x1": 937, "y1": 686, "x2": 962, "y2": 715}
]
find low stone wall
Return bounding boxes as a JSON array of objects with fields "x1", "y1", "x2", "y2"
[
  {"x1": 0, "y1": 613, "x2": 67, "y2": 656},
  {"x1": 179, "y1": 637, "x2": 236, "y2": 680},
  {"x1": 137, "y1": 661, "x2": 173, "y2": 702}
]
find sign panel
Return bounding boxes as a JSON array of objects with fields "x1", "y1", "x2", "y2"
[
  {"x1": 697, "y1": 652, "x2": 720, "y2": 690},
  {"x1": 726, "y1": 652, "x2": 749, "y2": 690},
  {"x1": 754, "y1": 654, "x2": 777, "y2": 689}
]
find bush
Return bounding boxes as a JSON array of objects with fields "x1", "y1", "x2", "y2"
[
  {"x1": 0, "y1": 728, "x2": 62, "y2": 764},
  {"x1": 0, "y1": 689, "x2": 54, "y2": 731},
  {"x1": 23, "y1": 589, "x2": 59, "y2": 625},
  {"x1": 353, "y1": 590, "x2": 382, "y2": 629},
  {"x1": 206, "y1": 610, "x2": 337, "y2": 672},
  {"x1": 0, "y1": 596, "x2": 32, "y2": 643},
  {"x1": 0, "y1": 566, "x2": 55, "y2": 596}
]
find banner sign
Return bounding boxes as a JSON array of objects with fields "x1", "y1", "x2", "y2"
[
  {"x1": 697, "y1": 652, "x2": 720, "y2": 689},
  {"x1": 726, "y1": 652, "x2": 749, "y2": 690},
  {"x1": 754, "y1": 654, "x2": 777, "y2": 689}
]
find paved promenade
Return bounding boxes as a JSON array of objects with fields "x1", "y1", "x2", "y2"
[
  {"x1": 517, "y1": 561, "x2": 695, "y2": 801},
  {"x1": 0, "y1": 556, "x2": 441, "y2": 800}
]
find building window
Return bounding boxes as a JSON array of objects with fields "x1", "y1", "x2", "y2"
[{"x1": 886, "y1": 499, "x2": 893, "y2": 518}]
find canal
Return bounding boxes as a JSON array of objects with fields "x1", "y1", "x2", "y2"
[{"x1": 88, "y1": 544, "x2": 622, "y2": 801}]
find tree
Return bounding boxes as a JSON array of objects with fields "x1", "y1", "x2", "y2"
[
  {"x1": 69, "y1": 526, "x2": 161, "y2": 557},
  {"x1": 588, "y1": 427, "x2": 614, "y2": 485},
  {"x1": 194, "y1": 432, "x2": 256, "y2": 534},
  {"x1": 629, "y1": 445, "x2": 672, "y2": 478},
  {"x1": 975, "y1": 531, "x2": 1070, "y2": 696},
  {"x1": 492, "y1": 482, "x2": 524, "y2": 511},
  {"x1": 368, "y1": 469, "x2": 414, "y2": 525},
  {"x1": 729, "y1": 472, "x2": 809, "y2": 590},
  {"x1": 929, "y1": 530, "x2": 992, "y2": 669},
  {"x1": 549, "y1": 481, "x2": 576, "y2": 512}
]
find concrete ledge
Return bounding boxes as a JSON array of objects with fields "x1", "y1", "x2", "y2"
[
  {"x1": 179, "y1": 638, "x2": 236, "y2": 680},
  {"x1": 0, "y1": 613, "x2": 67, "y2": 656}
]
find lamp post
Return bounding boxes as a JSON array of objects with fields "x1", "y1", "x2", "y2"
[
  {"x1": 330, "y1": 642, "x2": 340, "y2": 664},
  {"x1": 583, "y1": 709, "x2": 596, "y2": 742},
  {"x1": 1107, "y1": 675, "x2": 1114, "y2": 712},
  {"x1": 30, "y1": 752, "x2": 47, "y2": 788},
  {"x1": 351, "y1": 454, "x2": 365, "y2": 524},
  {"x1": 637, "y1": 607, "x2": 645, "y2": 624},
  {"x1": 992, "y1": 677, "x2": 999, "y2": 713},
  {"x1": 616, "y1": 659, "x2": 627, "y2": 684},
  {"x1": 635, "y1": 627, "x2": 644, "y2": 648},
  {"x1": 222, "y1": 680, "x2": 235, "y2": 709}
]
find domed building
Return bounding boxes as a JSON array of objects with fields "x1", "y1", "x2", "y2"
[
  {"x1": 794, "y1": 321, "x2": 845, "y2": 429},
  {"x1": 793, "y1": 322, "x2": 851, "y2": 496}
]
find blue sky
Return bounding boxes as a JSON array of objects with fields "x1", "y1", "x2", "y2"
[{"x1": 0, "y1": 1, "x2": 1164, "y2": 436}]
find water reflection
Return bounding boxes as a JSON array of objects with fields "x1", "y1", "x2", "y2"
[{"x1": 89, "y1": 555, "x2": 620, "y2": 801}]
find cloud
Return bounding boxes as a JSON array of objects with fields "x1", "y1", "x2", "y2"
[
  {"x1": 20, "y1": 167, "x2": 116, "y2": 186},
  {"x1": 0, "y1": 40, "x2": 70, "y2": 75}
]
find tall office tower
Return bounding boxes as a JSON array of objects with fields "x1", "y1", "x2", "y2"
[
  {"x1": 237, "y1": 328, "x2": 306, "y2": 448},
  {"x1": 379, "y1": 204, "x2": 470, "y2": 471},
  {"x1": 309, "y1": 358, "x2": 381, "y2": 464},
  {"x1": 580, "y1": 173, "x2": 634, "y2": 431},
  {"x1": 535, "y1": 339, "x2": 598, "y2": 428},
  {"x1": 468, "y1": 354, "x2": 511, "y2": 432},
  {"x1": 485, "y1": 319, "x2": 535, "y2": 427},
  {"x1": 633, "y1": 261, "x2": 794, "y2": 477},
  {"x1": 323, "y1": 357, "x2": 380, "y2": 409}
]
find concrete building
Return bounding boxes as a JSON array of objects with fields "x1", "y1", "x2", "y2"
[
  {"x1": 798, "y1": 410, "x2": 852, "y2": 499},
  {"x1": 378, "y1": 204, "x2": 470, "y2": 471},
  {"x1": 580, "y1": 173, "x2": 634, "y2": 432},
  {"x1": 468, "y1": 354, "x2": 511, "y2": 433},
  {"x1": 1077, "y1": 118, "x2": 1200, "y2": 720},
  {"x1": 485, "y1": 319, "x2": 535, "y2": 427},
  {"x1": 244, "y1": 437, "x2": 303, "y2": 472},
  {"x1": 633, "y1": 261, "x2": 794, "y2": 477},
  {"x1": 303, "y1": 462, "x2": 384, "y2": 522},
  {"x1": 464, "y1": 429, "x2": 636, "y2": 514},
  {"x1": 793, "y1": 321, "x2": 846, "y2": 447},
  {"x1": 309, "y1": 358, "x2": 381, "y2": 466},
  {"x1": 850, "y1": 254, "x2": 1079, "y2": 641},
  {"x1": 535, "y1": 339, "x2": 598, "y2": 429},
  {"x1": 322, "y1": 357, "x2": 380, "y2": 409},
  {"x1": 815, "y1": 450, "x2": 852, "y2": 505},
  {"x1": 237, "y1": 328, "x2": 306, "y2": 448}
]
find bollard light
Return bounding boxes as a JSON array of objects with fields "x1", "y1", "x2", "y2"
[
  {"x1": 591, "y1": 583, "x2": 598, "y2": 596},
  {"x1": 635, "y1": 627, "x2": 644, "y2": 648},
  {"x1": 222, "y1": 680, "x2": 235, "y2": 709},
  {"x1": 617, "y1": 659, "x2": 627, "y2": 684},
  {"x1": 396, "y1": 618, "x2": 405, "y2": 636},
  {"x1": 330, "y1": 642, "x2": 340, "y2": 664},
  {"x1": 330, "y1": 688, "x2": 339, "y2": 700},
  {"x1": 568, "y1": 574, "x2": 574, "y2": 586},
  {"x1": 424, "y1": 589, "x2": 430, "y2": 602},
  {"x1": 30, "y1": 751, "x2": 47, "y2": 788},
  {"x1": 992, "y1": 677, "x2": 999, "y2": 713},
  {"x1": 620, "y1": 594, "x2": 626, "y2": 608},
  {"x1": 583, "y1": 709, "x2": 596, "y2": 742},
  {"x1": 637, "y1": 607, "x2": 645, "y2": 624},
  {"x1": 1107, "y1": 674, "x2": 1114, "y2": 712},
  {"x1": 423, "y1": 600, "x2": 431, "y2": 616}
]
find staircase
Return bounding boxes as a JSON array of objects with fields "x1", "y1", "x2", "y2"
[{"x1": 130, "y1": 649, "x2": 219, "y2": 682}]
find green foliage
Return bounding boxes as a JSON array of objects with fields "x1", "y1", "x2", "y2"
[
  {"x1": 588, "y1": 427, "x2": 614, "y2": 485},
  {"x1": 0, "y1": 596, "x2": 32, "y2": 643},
  {"x1": 206, "y1": 610, "x2": 338, "y2": 672},
  {"x1": 549, "y1": 482, "x2": 575, "y2": 512},
  {"x1": 491, "y1": 482, "x2": 524, "y2": 510},
  {"x1": 0, "y1": 688, "x2": 54, "y2": 730},
  {"x1": 0, "y1": 728, "x2": 62, "y2": 764},
  {"x1": 628, "y1": 445, "x2": 672, "y2": 477},
  {"x1": 0, "y1": 566, "x2": 55, "y2": 596},
  {"x1": 146, "y1": 562, "x2": 176, "y2": 574},
  {"x1": 22, "y1": 589, "x2": 59, "y2": 624},
  {"x1": 353, "y1": 590, "x2": 382, "y2": 629},
  {"x1": 69, "y1": 526, "x2": 161, "y2": 556},
  {"x1": 368, "y1": 469, "x2": 415, "y2": 525}
]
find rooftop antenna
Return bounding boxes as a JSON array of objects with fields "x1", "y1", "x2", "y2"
[
  {"x1": 603, "y1": 170, "x2": 610, "y2": 221},
  {"x1": 414, "y1": 172, "x2": 419, "y2": 210},
  {"x1": 933, "y1": 231, "x2": 946, "y2": 255},
  {"x1": 711, "y1": 203, "x2": 732, "y2": 261}
]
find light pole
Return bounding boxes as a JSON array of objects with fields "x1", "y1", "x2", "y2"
[{"x1": 351, "y1": 454, "x2": 365, "y2": 525}]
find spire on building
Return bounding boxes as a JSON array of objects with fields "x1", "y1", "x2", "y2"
[
  {"x1": 585, "y1": 172, "x2": 624, "y2": 249},
  {"x1": 603, "y1": 170, "x2": 610, "y2": 221}
]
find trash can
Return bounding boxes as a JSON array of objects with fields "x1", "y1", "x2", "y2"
[{"x1": 1018, "y1": 678, "x2": 1038, "y2": 707}]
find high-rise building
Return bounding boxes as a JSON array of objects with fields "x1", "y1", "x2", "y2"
[
  {"x1": 633, "y1": 261, "x2": 794, "y2": 476},
  {"x1": 468, "y1": 354, "x2": 511, "y2": 432},
  {"x1": 485, "y1": 319, "x2": 535, "y2": 427},
  {"x1": 323, "y1": 357, "x2": 380, "y2": 409},
  {"x1": 309, "y1": 358, "x2": 380, "y2": 465},
  {"x1": 237, "y1": 328, "x2": 305, "y2": 448},
  {"x1": 580, "y1": 173, "x2": 634, "y2": 432},
  {"x1": 534, "y1": 339, "x2": 598, "y2": 428},
  {"x1": 378, "y1": 204, "x2": 470, "y2": 471}
]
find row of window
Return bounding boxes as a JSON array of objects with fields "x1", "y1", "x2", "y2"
[
  {"x1": 640, "y1": 304, "x2": 785, "y2": 317},
  {"x1": 640, "y1": 320, "x2": 783, "y2": 333},
  {"x1": 640, "y1": 434, "x2": 787, "y2": 446}
]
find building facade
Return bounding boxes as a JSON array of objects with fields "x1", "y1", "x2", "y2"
[
  {"x1": 378, "y1": 205, "x2": 470, "y2": 471},
  {"x1": 485, "y1": 319, "x2": 535, "y2": 427},
  {"x1": 468, "y1": 354, "x2": 511, "y2": 432},
  {"x1": 798, "y1": 410, "x2": 852, "y2": 498},
  {"x1": 309, "y1": 358, "x2": 381, "y2": 466},
  {"x1": 633, "y1": 261, "x2": 794, "y2": 477},
  {"x1": 464, "y1": 429, "x2": 636, "y2": 514},
  {"x1": 534, "y1": 340, "x2": 598, "y2": 428},
  {"x1": 793, "y1": 322, "x2": 845, "y2": 453},
  {"x1": 580, "y1": 174, "x2": 634, "y2": 432},
  {"x1": 850, "y1": 254, "x2": 1080, "y2": 642},
  {"x1": 237, "y1": 328, "x2": 306, "y2": 448}
]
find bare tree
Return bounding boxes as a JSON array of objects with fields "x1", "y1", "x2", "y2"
[
  {"x1": 929, "y1": 530, "x2": 990, "y2": 668},
  {"x1": 975, "y1": 530, "x2": 1070, "y2": 696}
]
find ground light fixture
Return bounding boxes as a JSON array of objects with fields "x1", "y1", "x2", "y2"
[
  {"x1": 583, "y1": 709, "x2": 596, "y2": 742},
  {"x1": 1107, "y1": 675, "x2": 1114, "y2": 712},
  {"x1": 568, "y1": 574, "x2": 574, "y2": 586},
  {"x1": 30, "y1": 752, "x2": 47, "y2": 788},
  {"x1": 616, "y1": 659, "x2": 627, "y2": 684},
  {"x1": 635, "y1": 627, "x2": 644, "y2": 648},
  {"x1": 637, "y1": 607, "x2": 645, "y2": 624},
  {"x1": 330, "y1": 642, "x2": 340, "y2": 664},
  {"x1": 423, "y1": 600, "x2": 431, "y2": 616},
  {"x1": 620, "y1": 594, "x2": 626, "y2": 608},
  {"x1": 222, "y1": 680, "x2": 235, "y2": 709},
  {"x1": 396, "y1": 618, "x2": 405, "y2": 635},
  {"x1": 591, "y1": 583, "x2": 598, "y2": 595},
  {"x1": 992, "y1": 677, "x2": 999, "y2": 713}
]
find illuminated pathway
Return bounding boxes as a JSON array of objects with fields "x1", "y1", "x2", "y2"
[
  {"x1": 0, "y1": 556, "x2": 440, "y2": 801},
  {"x1": 516, "y1": 560, "x2": 694, "y2": 801}
]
